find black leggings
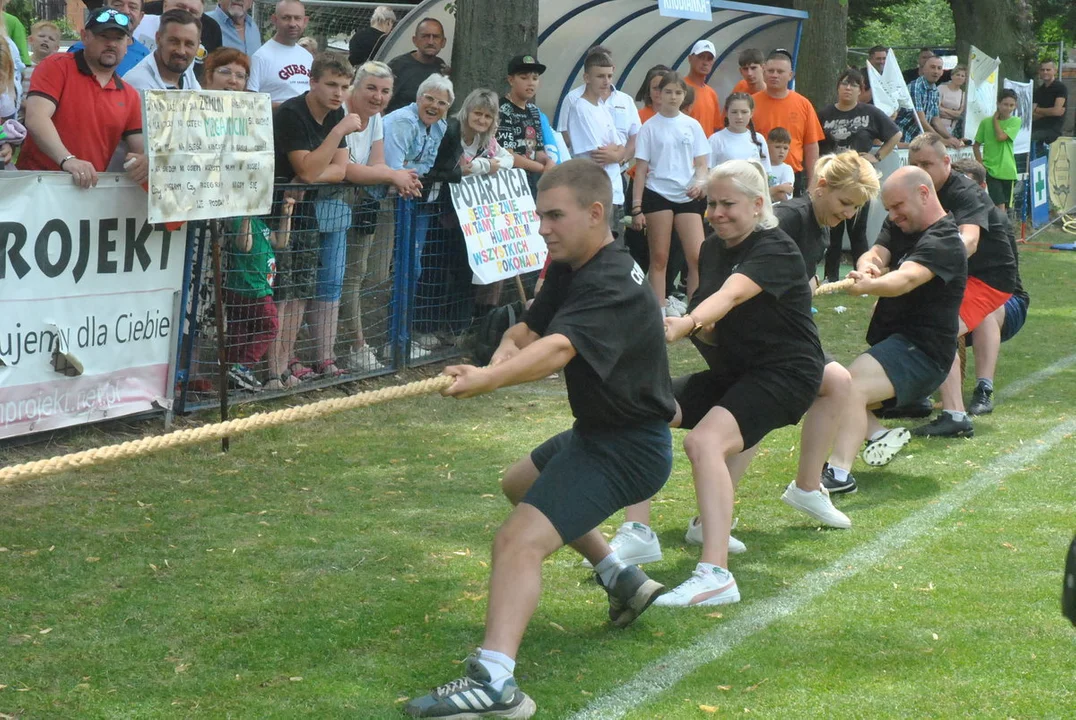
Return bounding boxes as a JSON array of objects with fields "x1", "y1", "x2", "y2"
[{"x1": 825, "y1": 210, "x2": 870, "y2": 283}]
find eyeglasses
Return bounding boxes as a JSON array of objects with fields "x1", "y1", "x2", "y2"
[
  {"x1": 420, "y1": 93, "x2": 450, "y2": 109},
  {"x1": 215, "y1": 67, "x2": 249, "y2": 82},
  {"x1": 93, "y1": 9, "x2": 131, "y2": 26}
]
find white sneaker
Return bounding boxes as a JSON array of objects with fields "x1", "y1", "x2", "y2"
[
  {"x1": 413, "y1": 332, "x2": 442, "y2": 350},
  {"x1": 348, "y1": 344, "x2": 385, "y2": 372},
  {"x1": 654, "y1": 563, "x2": 740, "y2": 607},
  {"x1": 685, "y1": 515, "x2": 747, "y2": 554},
  {"x1": 664, "y1": 301, "x2": 682, "y2": 318},
  {"x1": 382, "y1": 343, "x2": 432, "y2": 363},
  {"x1": 581, "y1": 522, "x2": 663, "y2": 568},
  {"x1": 667, "y1": 295, "x2": 688, "y2": 314},
  {"x1": 780, "y1": 482, "x2": 851, "y2": 529}
]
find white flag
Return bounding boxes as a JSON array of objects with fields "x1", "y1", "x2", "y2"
[
  {"x1": 870, "y1": 49, "x2": 922, "y2": 132},
  {"x1": 1003, "y1": 78, "x2": 1033, "y2": 155},
  {"x1": 964, "y1": 45, "x2": 1001, "y2": 142}
]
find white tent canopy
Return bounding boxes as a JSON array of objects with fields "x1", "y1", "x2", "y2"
[{"x1": 375, "y1": 0, "x2": 807, "y2": 123}]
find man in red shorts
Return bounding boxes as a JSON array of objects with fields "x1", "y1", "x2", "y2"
[{"x1": 907, "y1": 133, "x2": 1018, "y2": 438}]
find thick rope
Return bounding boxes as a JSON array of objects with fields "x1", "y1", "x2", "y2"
[
  {"x1": 0, "y1": 375, "x2": 454, "y2": 486},
  {"x1": 814, "y1": 278, "x2": 855, "y2": 296}
]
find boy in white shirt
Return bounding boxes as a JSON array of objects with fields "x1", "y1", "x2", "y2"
[
  {"x1": 562, "y1": 49, "x2": 625, "y2": 229},
  {"x1": 767, "y1": 126, "x2": 795, "y2": 202},
  {"x1": 558, "y1": 45, "x2": 641, "y2": 169}
]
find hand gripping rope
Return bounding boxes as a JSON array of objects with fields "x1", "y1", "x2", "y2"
[{"x1": 1, "y1": 279, "x2": 860, "y2": 486}]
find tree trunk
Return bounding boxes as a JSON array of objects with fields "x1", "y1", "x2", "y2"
[
  {"x1": 949, "y1": 0, "x2": 1034, "y2": 80},
  {"x1": 791, "y1": 0, "x2": 848, "y2": 107},
  {"x1": 450, "y1": 0, "x2": 540, "y2": 107}
]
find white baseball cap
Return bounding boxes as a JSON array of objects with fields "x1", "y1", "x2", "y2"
[{"x1": 690, "y1": 40, "x2": 716, "y2": 57}]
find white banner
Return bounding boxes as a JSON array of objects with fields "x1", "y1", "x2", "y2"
[
  {"x1": 1002, "y1": 78, "x2": 1033, "y2": 155},
  {"x1": 963, "y1": 45, "x2": 1001, "y2": 142},
  {"x1": 0, "y1": 174, "x2": 186, "y2": 439},
  {"x1": 144, "y1": 90, "x2": 274, "y2": 224},
  {"x1": 449, "y1": 169, "x2": 548, "y2": 285}
]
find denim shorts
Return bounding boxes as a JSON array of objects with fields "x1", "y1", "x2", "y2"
[
  {"x1": 526, "y1": 420, "x2": 673, "y2": 544},
  {"x1": 1001, "y1": 294, "x2": 1029, "y2": 342},
  {"x1": 866, "y1": 333, "x2": 950, "y2": 407},
  {"x1": 314, "y1": 198, "x2": 351, "y2": 302}
]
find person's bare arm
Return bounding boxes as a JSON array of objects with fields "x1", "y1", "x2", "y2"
[
  {"x1": 848, "y1": 260, "x2": 934, "y2": 297},
  {"x1": 23, "y1": 95, "x2": 100, "y2": 187},
  {"x1": 289, "y1": 114, "x2": 363, "y2": 183},
  {"x1": 442, "y1": 333, "x2": 576, "y2": 398}
]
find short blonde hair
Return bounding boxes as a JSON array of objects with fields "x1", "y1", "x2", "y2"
[
  {"x1": 812, "y1": 151, "x2": 880, "y2": 208},
  {"x1": 371, "y1": 6, "x2": 395, "y2": 32},
  {"x1": 708, "y1": 159, "x2": 778, "y2": 230}
]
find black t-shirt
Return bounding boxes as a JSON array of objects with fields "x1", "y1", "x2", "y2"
[
  {"x1": 386, "y1": 52, "x2": 447, "y2": 114},
  {"x1": 999, "y1": 206, "x2": 1028, "y2": 303},
  {"x1": 936, "y1": 170, "x2": 991, "y2": 231},
  {"x1": 817, "y1": 102, "x2": 901, "y2": 154},
  {"x1": 773, "y1": 196, "x2": 829, "y2": 278},
  {"x1": 349, "y1": 26, "x2": 387, "y2": 66},
  {"x1": 497, "y1": 98, "x2": 545, "y2": 161},
  {"x1": 1033, "y1": 80, "x2": 1068, "y2": 139},
  {"x1": 273, "y1": 93, "x2": 346, "y2": 183},
  {"x1": 522, "y1": 243, "x2": 675, "y2": 428},
  {"x1": 968, "y1": 204, "x2": 1018, "y2": 293},
  {"x1": 868, "y1": 214, "x2": 967, "y2": 370},
  {"x1": 688, "y1": 227, "x2": 823, "y2": 380}
]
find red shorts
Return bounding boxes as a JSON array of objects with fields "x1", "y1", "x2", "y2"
[{"x1": 960, "y1": 276, "x2": 1012, "y2": 333}]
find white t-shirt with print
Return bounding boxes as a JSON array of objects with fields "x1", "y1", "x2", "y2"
[
  {"x1": 634, "y1": 113, "x2": 709, "y2": 204},
  {"x1": 345, "y1": 112, "x2": 384, "y2": 165},
  {"x1": 563, "y1": 96, "x2": 624, "y2": 205},
  {"x1": 708, "y1": 128, "x2": 771, "y2": 173},
  {"x1": 248, "y1": 39, "x2": 313, "y2": 103},
  {"x1": 768, "y1": 162, "x2": 794, "y2": 189}
]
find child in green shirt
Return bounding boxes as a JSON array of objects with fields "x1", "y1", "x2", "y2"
[
  {"x1": 224, "y1": 198, "x2": 294, "y2": 391},
  {"x1": 973, "y1": 89, "x2": 1021, "y2": 210}
]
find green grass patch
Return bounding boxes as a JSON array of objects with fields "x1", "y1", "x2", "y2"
[{"x1": 2, "y1": 238, "x2": 1075, "y2": 718}]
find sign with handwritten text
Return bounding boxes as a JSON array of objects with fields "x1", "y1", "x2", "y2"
[
  {"x1": 144, "y1": 90, "x2": 274, "y2": 224},
  {"x1": 448, "y1": 169, "x2": 548, "y2": 285}
]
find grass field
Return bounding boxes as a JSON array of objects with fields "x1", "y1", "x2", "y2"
[{"x1": 2, "y1": 236, "x2": 1075, "y2": 719}]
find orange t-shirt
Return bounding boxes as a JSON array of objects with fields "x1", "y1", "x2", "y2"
[
  {"x1": 685, "y1": 76, "x2": 723, "y2": 136},
  {"x1": 749, "y1": 90, "x2": 825, "y2": 172},
  {"x1": 732, "y1": 78, "x2": 751, "y2": 95}
]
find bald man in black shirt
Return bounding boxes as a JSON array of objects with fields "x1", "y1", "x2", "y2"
[{"x1": 826, "y1": 166, "x2": 967, "y2": 486}]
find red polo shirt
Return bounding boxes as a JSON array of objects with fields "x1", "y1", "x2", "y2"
[{"x1": 17, "y1": 50, "x2": 142, "y2": 172}]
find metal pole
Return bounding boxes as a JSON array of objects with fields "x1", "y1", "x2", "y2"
[{"x1": 210, "y1": 221, "x2": 230, "y2": 453}]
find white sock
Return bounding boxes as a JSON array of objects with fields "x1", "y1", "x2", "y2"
[
  {"x1": 944, "y1": 410, "x2": 968, "y2": 422},
  {"x1": 868, "y1": 429, "x2": 889, "y2": 442},
  {"x1": 476, "y1": 648, "x2": 515, "y2": 692},
  {"x1": 697, "y1": 561, "x2": 726, "y2": 576},
  {"x1": 830, "y1": 466, "x2": 851, "y2": 482},
  {"x1": 595, "y1": 551, "x2": 627, "y2": 587}
]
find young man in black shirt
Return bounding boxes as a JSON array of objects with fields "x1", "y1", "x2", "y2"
[
  {"x1": 385, "y1": 17, "x2": 448, "y2": 115},
  {"x1": 405, "y1": 160, "x2": 675, "y2": 720},
  {"x1": 269, "y1": 54, "x2": 363, "y2": 387},
  {"x1": 826, "y1": 166, "x2": 966, "y2": 486},
  {"x1": 908, "y1": 134, "x2": 1017, "y2": 437},
  {"x1": 497, "y1": 54, "x2": 555, "y2": 196},
  {"x1": 1031, "y1": 59, "x2": 1068, "y2": 151},
  {"x1": 954, "y1": 159, "x2": 1029, "y2": 415}
]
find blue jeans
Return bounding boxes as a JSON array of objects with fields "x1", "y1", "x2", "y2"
[{"x1": 314, "y1": 198, "x2": 351, "y2": 302}]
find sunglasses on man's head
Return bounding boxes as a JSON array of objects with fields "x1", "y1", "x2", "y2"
[{"x1": 93, "y1": 9, "x2": 131, "y2": 26}]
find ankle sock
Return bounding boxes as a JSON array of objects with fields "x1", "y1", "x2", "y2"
[
  {"x1": 944, "y1": 409, "x2": 969, "y2": 422},
  {"x1": 977, "y1": 377, "x2": 994, "y2": 392},
  {"x1": 830, "y1": 466, "x2": 851, "y2": 482},
  {"x1": 476, "y1": 648, "x2": 515, "y2": 692},
  {"x1": 595, "y1": 551, "x2": 627, "y2": 588}
]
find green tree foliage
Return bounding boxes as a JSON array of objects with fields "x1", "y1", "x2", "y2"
[{"x1": 849, "y1": 0, "x2": 955, "y2": 68}]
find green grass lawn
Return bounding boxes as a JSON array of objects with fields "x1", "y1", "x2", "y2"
[{"x1": 2, "y1": 237, "x2": 1075, "y2": 719}]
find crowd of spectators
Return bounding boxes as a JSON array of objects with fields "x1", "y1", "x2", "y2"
[{"x1": 0, "y1": 1, "x2": 1070, "y2": 391}]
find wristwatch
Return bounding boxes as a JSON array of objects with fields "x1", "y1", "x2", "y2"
[{"x1": 686, "y1": 314, "x2": 705, "y2": 338}]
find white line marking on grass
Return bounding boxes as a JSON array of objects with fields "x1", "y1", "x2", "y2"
[
  {"x1": 569, "y1": 416, "x2": 1076, "y2": 720},
  {"x1": 995, "y1": 352, "x2": 1076, "y2": 400}
]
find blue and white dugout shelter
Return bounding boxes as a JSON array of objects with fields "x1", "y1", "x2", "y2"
[{"x1": 375, "y1": 1, "x2": 808, "y2": 122}]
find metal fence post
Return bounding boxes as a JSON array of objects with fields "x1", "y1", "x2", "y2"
[{"x1": 390, "y1": 196, "x2": 414, "y2": 369}]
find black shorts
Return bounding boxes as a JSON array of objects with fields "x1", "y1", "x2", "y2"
[
  {"x1": 641, "y1": 187, "x2": 706, "y2": 216},
  {"x1": 1001, "y1": 294, "x2": 1029, "y2": 342},
  {"x1": 526, "y1": 420, "x2": 673, "y2": 544},
  {"x1": 986, "y1": 175, "x2": 1014, "y2": 206},
  {"x1": 866, "y1": 333, "x2": 949, "y2": 406},
  {"x1": 673, "y1": 365, "x2": 820, "y2": 450}
]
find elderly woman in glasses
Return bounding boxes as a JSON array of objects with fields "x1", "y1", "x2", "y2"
[
  {"x1": 382, "y1": 73, "x2": 453, "y2": 355},
  {"x1": 202, "y1": 46, "x2": 249, "y2": 90}
]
